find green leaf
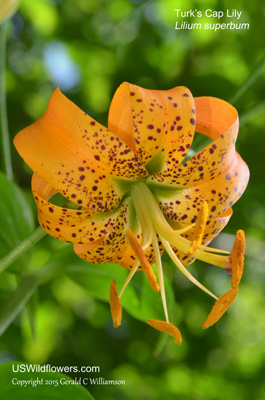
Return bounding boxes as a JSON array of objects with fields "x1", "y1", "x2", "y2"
[
  {"x1": 0, "y1": 246, "x2": 175, "y2": 336},
  {"x1": 0, "y1": 172, "x2": 34, "y2": 263},
  {"x1": 53, "y1": 248, "x2": 175, "y2": 322},
  {"x1": 0, "y1": 362, "x2": 95, "y2": 399}
]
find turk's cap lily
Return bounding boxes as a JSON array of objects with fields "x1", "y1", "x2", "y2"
[
  {"x1": 0, "y1": 0, "x2": 20, "y2": 23},
  {"x1": 14, "y1": 82, "x2": 249, "y2": 343}
]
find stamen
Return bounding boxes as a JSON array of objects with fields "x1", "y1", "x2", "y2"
[
  {"x1": 152, "y1": 231, "x2": 169, "y2": 322},
  {"x1": 200, "y1": 246, "x2": 231, "y2": 255},
  {"x1": 147, "y1": 319, "x2": 182, "y2": 345},
  {"x1": 139, "y1": 182, "x2": 230, "y2": 269},
  {"x1": 202, "y1": 287, "x2": 238, "y2": 329},
  {"x1": 126, "y1": 230, "x2": 159, "y2": 292},
  {"x1": 231, "y1": 230, "x2": 245, "y2": 288},
  {"x1": 160, "y1": 236, "x2": 218, "y2": 300},
  {"x1": 119, "y1": 260, "x2": 140, "y2": 298},
  {"x1": 188, "y1": 201, "x2": 208, "y2": 256},
  {"x1": 131, "y1": 184, "x2": 153, "y2": 249},
  {"x1": 109, "y1": 280, "x2": 122, "y2": 327}
]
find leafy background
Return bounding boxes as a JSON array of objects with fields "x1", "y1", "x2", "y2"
[{"x1": 1, "y1": 0, "x2": 265, "y2": 399}]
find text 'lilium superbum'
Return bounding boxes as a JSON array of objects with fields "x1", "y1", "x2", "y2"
[{"x1": 14, "y1": 83, "x2": 249, "y2": 344}]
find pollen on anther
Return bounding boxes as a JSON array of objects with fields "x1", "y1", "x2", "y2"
[{"x1": 109, "y1": 280, "x2": 122, "y2": 328}]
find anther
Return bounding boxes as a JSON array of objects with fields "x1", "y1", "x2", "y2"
[
  {"x1": 109, "y1": 280, "x2": 122, "y2": 327},
  {"x1": 202, "y1": 287, "x2": 238, "y2": 329},
  {"x1": 188, "y1": 201, "x2": 208, "y2": 256},
  {"x1": 127, "y1": 230, "x2": 159, "y2": 292},
  {"x1": 147, "y1": 319, "x2": 182, "y2": 345},
  {"x1": 231, "y1": 230, "x2": 245, "y2": 288}
]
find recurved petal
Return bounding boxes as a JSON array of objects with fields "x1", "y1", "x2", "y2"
[
  {"x1": 156, "y1": 151, "x2": 249, "y2": 225},
  {"x1": 108, "y1": 82, "x2": 196, "y2": 171},
  {"x1": 150, "y1": 96, "x2": 240, "y2": 188},
  {"x1": 73, "y1": 198, "x2": 132, "y2": 264},
  {"x1": 14, "y1": 88, "x2": 147, "y2": 212},
  {"x1": 32, "y1": 173, "x2": 121, "y2": 244},
  {"x1": 172, "y1": 208, "x2": 233, "y2": 265},
  {"x1": 74, "y1": 198, "x2": 163, "y2": 270}
]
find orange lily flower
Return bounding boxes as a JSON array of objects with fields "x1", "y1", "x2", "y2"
[{"x1": 14, "y1": 83, "x2": 249, "y2": 343}]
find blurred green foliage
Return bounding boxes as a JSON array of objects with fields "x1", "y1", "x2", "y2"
[{"x1": 0, "y1": 0, "x2": 265, "y2": 399}]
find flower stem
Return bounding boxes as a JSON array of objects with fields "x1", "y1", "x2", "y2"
[
  {"x1": 0, "y1": 22, "x2": 13, "y2": 180},
  {"x1": 0, "y1": 274, "x2": 39, "y2": 337},
  {"x1": 0, "y1": 226, "x2": 47, "y2": 274}
]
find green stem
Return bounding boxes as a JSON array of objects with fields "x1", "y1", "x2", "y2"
[
  {"x1": 0, "y1": 275, "x2": 39, "y2": 337},
  {"x1": 0, "y1": 22, "x2": 13, "y2": 180},
  {"x1": 0, "y1": 226, "x2": 47, "y2": 274},
  {"x1": 230, "y1": 56, "x2": 265, "y2": 105}
]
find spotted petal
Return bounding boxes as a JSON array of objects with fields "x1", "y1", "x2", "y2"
[
  {"x1": 172, "y1": 208, "x2": 233, "y2": 265},
  {"x1": 154, "y1": 151, "x2": 249, "y2": 225},
  {"x1": 74, "y1": 197, "x2": 162, "y2": 270},
  {"x1": 74, "y1": 198, "x2": 133, "y2": 265},
  {"x1": 150, "y1": 97, "x2": 241, "y2": 188},
  {"x1": 14, "y1": 88, "x2": 147, "y2": 212},
  {"x1": 108, "y1": 82, "x2": 196, "y2": 172},
  {"x1": 32, "y1": 173, "x2": 126, "y2": 244}
]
